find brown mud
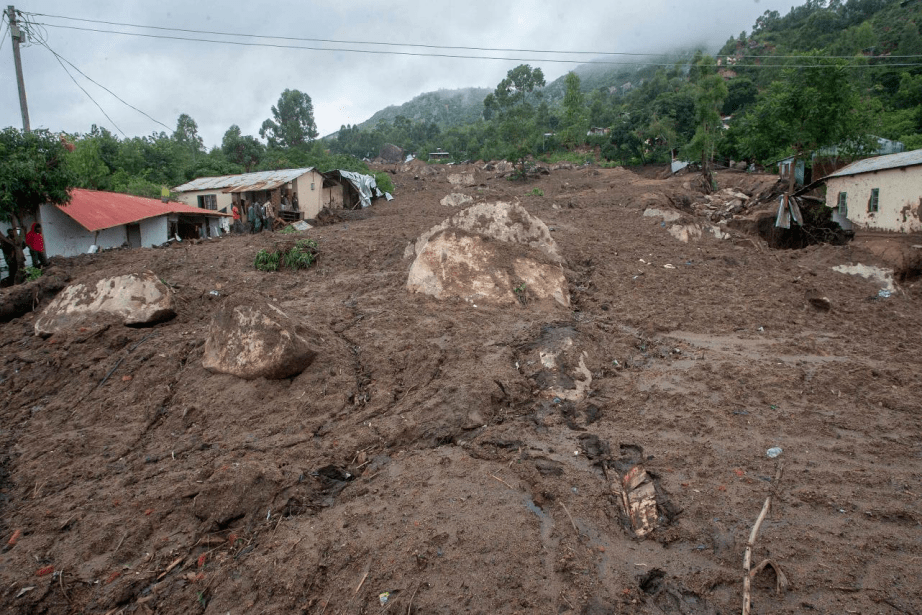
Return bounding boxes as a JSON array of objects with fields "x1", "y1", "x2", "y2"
[{"x1": 1, "y1": 165, "x2": 920, "y2": 614}]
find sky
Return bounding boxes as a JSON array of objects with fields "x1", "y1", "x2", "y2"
[{"x1": 0, "y1": 0, "x2": 802, "y2": 148}]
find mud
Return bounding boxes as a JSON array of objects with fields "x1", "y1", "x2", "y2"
[{"x1": 1, "y1": 165, "x2": 921, "y2": 614}]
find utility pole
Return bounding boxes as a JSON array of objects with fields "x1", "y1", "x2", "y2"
[{"x1": 7, "y1": 5, "x2": 30, "y2": 132}]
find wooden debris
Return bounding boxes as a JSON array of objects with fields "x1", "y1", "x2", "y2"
[{"x1": 743, "y1": 461, "x2": 785, "y2": 615}]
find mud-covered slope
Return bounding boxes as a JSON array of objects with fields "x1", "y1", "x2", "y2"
[{"x1": 1, "y1": 165, "x2": 920, "y2": 614}]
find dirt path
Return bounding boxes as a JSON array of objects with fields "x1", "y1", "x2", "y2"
[{"x1": 1, "y1": 165, "x2": 920, "y2": 614}]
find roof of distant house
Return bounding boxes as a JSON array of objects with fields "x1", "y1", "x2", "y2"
[
  {"x1": 54, "y1": 189, "x2": 228, "y2": 233},
  {"x1": 172, "y1": 168, "x2": 314, "y2": 193},
  {"x1": 827, "y1": 148, "x2": 922, "y2": 179}
]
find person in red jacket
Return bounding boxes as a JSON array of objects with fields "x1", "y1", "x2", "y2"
[{"x1": 25, "y1": 222, "x2": 48, "y2": 268}]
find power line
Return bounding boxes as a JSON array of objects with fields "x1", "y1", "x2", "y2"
[
  {"x1": 25, "y1": 11, "x2": 922, "y2": 61},
  {"x1": 41, "y1": 41, "x2": 171, "y2": 131},
  {"x1": 0, "y1": 14, "x2": 9, "y2": 54},
  {"x1": 43, "y1": 41, "x2": 125, "y2": 136},
  {"x1": 28, "y1": 22, "x2": 922, "y2": 69}
]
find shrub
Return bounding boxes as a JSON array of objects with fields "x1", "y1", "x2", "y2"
[{"x1": 254, "y1": 239, "x2": 319, "y2": 272}]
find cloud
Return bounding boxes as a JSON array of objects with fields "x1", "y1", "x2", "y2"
[{"x1": 0, "y1": 0, "x2": 798, "y2": 147}]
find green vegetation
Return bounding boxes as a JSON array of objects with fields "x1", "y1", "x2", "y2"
[
  {"x1": 25, "y1": 266, "x2": 42, "y2": 281},
  {"x1": 530, "y1": 188, "x2": 545, "y2": 197},
  {"x1": 255, "y1": 239, "x2": 319, "y2": 272},
  {"x1": 326, "y1": 0, "x2": 922, "y2": 174},
  {"x1": 0, "y1": 128, "x2": 76, "y2": 284}
]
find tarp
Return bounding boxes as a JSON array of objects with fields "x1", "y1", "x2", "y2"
[{"x1": 327, "y1": 170, "x2": 393, "y2": 208}]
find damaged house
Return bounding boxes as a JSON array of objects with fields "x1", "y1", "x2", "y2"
[
  {"x1": 36, "y1": 189, "x2": 229, "y2": 257},
  {"x1": 173, "y1": 168, "x2": 326, "y2": 223},
  {"x1": 321, "y1": 170, "x2": 392, "y2": 210}
]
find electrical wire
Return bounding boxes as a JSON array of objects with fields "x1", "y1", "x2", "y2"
[
  {"x1": 25, "y1": 10, "x2": 922, "y2": 61},
  {"x1": 28, "y1": 22, "x2": 922, "y2": 69},
  {"x1": 41, "y1": 41, "x2": 171, "y2": 131},
  {"x1": 0, "y1": 17, "x2": 9, "y2": 54},
  {"x1": 42, "y1": 42, "x2": 126, "y2": 136}
]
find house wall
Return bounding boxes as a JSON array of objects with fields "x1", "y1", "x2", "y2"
[
  {"x1": 39, "y1": 204, "x2": 123, "y2": 256},
  {"x1": 826, "y1": 166, "x2": 922, "y2": 233},
  {"x1": 140, "y1": 216, "x2": 168, "y2": 246},
  {"x1": 323, "y1": 183, "x2": 344, "y2": 209},
  {"x1": 294, "y1": 170, "x2": 324, "y2": 219},
  {"x1": 174, "y1": 189, "x2": 234, "y2": 214}
]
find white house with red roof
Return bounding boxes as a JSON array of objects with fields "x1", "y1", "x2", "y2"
[{"x1": 37, "y1": 189, "x2": 230, "y2": 258}]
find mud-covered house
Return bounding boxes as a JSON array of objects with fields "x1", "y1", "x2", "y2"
[{"x1": 823, "y1": 149, "x2": 922, "y2": 233}]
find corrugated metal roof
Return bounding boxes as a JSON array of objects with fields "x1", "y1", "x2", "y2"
[
  {"x1": 827, "y1": 149, "x2": 922, "y2": 179},
  {"x1": 56, "y1": 189, "x2": 229, "y2": 233},
  {"x1": 172, "y1": 168, "x2": 313, "y2": 193}
]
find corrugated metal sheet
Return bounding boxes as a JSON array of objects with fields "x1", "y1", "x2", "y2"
[
  {"x1": 172, "y1": 168, "x2": 313, "y2": 193},
  {"x1": 57, "y1": 189, "x2": 229, "y2": 232},
  {"x1": 827, "y1": 149, "x2": 922, "y2": 179}
]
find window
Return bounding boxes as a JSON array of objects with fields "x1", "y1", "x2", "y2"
[
  {"x1": 868, "y1": 188, "x2": 879, "y2": 213},
  {"x1": 197, "y1": 194, "x2": 218, "y2": 211},
  {"x1": 837, "y1": 192, "x2": 847, "y2": 216}
]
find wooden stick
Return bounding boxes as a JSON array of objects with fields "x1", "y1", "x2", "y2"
[
  {"x1": 559, "y1": 503, "x2": 579, "y2": 534},
  {"x1": 354, "y1": 570, "x2": 369, "y2": 595},
  {"x1": 490, "y1": 474, "x2": 514, "y2": 489},
  {"x1": 406, "y1": 582, "x2": 420, "y2": 615},
  {"x1": 58, "y1": 568, "x2": 71, "y2": 604},
  {"x1": 743, "y1": 462, "x2": 784, "y2": 615}
]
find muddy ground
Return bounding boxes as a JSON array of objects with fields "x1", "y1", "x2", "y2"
[{"x1": 0, "y1": 164, "x2": 920, "y2": 615}]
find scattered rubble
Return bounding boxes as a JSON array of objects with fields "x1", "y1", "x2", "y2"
[{"x1": 439, "y1": 193, "x2": 474, "y2": 207}]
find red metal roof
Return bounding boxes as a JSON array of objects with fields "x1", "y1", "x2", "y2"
[{"x1": 54, "y1": 189, "x2": 229, "y2": 232}]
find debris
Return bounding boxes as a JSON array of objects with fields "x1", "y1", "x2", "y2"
[
  {"x1": 878, "y1": 289, "x2": 892, "y2": 299},
  {"x1": 806, "y1": 290, "x2": 831, "y2": 311},
  {"x1": 832, "y1": 264, "x2": 895, "y2": 292},
  {"x1": 663, "y1": 264, "x2": 676, "y2": 269},
  {"x1": 379, "y1": 591, "x2": 390, "y2": 605},
  {"x1": 439, "y1": 193, "x2": 474, "y2": 207},
  {"x1": 766, "y1": 447, "x2": 783, "y2": 459},
  {"x1": 743, "y1": 462, "x2": 785, "y2": 615},
  {"x1": 609, "y1": 444, "x2": 679, "y2": 537},
  {"x1": 36, "y1": 565, "x2": 54, "y2": 576},
  {"x1": 15, "y1": 587, "x2": 34, "y2": 598},
  {"x1": 8, "y1": 529, "x2": 21, "y2": 545}
]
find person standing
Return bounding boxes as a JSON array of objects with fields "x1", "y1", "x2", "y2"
[
  {"x1": 25, "y1": 223, "x2": 48, "y2": 268},
  {"x1": 232, "y1": 202, "x2": 242, "y2": 234},
  {"x1": 2, "y1": 228, "x2": 19, "y2": 284}
]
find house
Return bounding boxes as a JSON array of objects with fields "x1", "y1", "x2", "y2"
[
  {"x1": 37, "y1": 189, "x2": 229, "y2": 257},
  {"x1": 777, "y1": 137, "x2": 906, "y2": 187},
  {"x1": 823, "y1": 149, "x2": 922, "y2": 233},
  {"x1": 428, "y1": 149, "x2": 450, "y2": 161},
  {"x1": 320, "y1": 170, "x2": 392, "y2": 210},
  {"x1": 172, "y1": 168, "x2": 326, "y2": 223}
]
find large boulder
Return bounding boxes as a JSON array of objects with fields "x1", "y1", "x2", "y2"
[
  {"x1": 448, "y1": 173, "x2": 477, "y2": 187},
  {"x1": 202, "y1": 298, "x2": 317, "y2": 380},
  {"x1": 407, "y1": 230, "x2": 569, "y2": 308},
  {"x1": 378, "y1": 143, "x2": 404, "y2": 163},
  {"x1": 34, "y1": 271, "x2": 175, "y2": 336},
  {"x1": 404, "y1": 201, "x2": 563, "y2": 264}
]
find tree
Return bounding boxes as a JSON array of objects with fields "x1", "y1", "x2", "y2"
[
  {"x1": 483, "y1": 65, "x2": 546, "y2": 173},
  {"x1": 0, "y1": 128, "x2": 76, "y2": 283},
  {"x1": 172, "y1": 113, "x2": 205, "y2": 156},
  {"x1": 221, "y1": 125, "x2": 265, "y2": 172},
  {"x1": 682, "y1": 55, "x2": 727, "y2": 191},
  {"x1": 739, "y1": 55, "x2": 869, "y2": 169},
  {"x1": 260, "y1": 89, "x2": 319, "y2": 148},
  {"x1": 561, "y1": 72, "x2": 587, "y2": 147}
]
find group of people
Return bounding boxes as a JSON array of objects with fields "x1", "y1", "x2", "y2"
[
  {"x1": 1, "y1": 223, "x2": 48, "y2": 284},
  {"x1": 230, "y1": 192, "x2": 299, "y2": 234}
]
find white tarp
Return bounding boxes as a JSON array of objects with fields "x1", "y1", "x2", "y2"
[{"x1": 335, "y1": 170, "x2": 392, "y2": 208}]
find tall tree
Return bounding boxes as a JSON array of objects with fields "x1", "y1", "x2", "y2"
[
  {"x1": 683, "y1": 55, "x2": 728, "y2": 191},
  {"x1": 739, "y1": 54, "x2": 869, "y2": 168},
  {"x1": 260, "y1": 89, "x2": 319, "y2": 148},
  {"x1": 221, "y1": 125, "x2": 265, "y2": 172},
  {"x1": 172, "y1": 114, "x2": 205, "y2": 158},
  {"x1": 0, "y1": 128, "x2": 76, "y2": 283},
  {"x1": 482, "y1": 65, "x2": 546, "y2": 172},
  {"x1": 562, "y1": 72, "x2": 587, "y2": 147}
]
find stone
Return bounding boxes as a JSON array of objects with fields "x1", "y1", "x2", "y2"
[
  {"x1": 34, "y1": 271, "x2": 175, "y2": 336},
  {"x1": 440, "y1": 193, "x2": 474, "y2": 207},
  {"x1": 407, "y1": 230, "x2": 569, "y2": 308},
  {"x1": 404, "y1": 201, "x2": 563, "y2": 263},
  {"x1": 202, "y1": 298, "x2": 318, "y2": 380},
  {"x1": 643, "y1": 208, "x2": 682, "y2": 222},
  {"x1": 448, "y1": 173, "x2": 477, "y2": 187}
]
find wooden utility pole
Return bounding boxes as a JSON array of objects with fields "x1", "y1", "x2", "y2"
[{"x1": 7, "y1": 5, "x2": 30, "y2": 132}]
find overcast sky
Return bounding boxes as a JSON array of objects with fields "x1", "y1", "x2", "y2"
[{"x1": 1, "y1": 0, "x2": 801, "y2": 148}]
